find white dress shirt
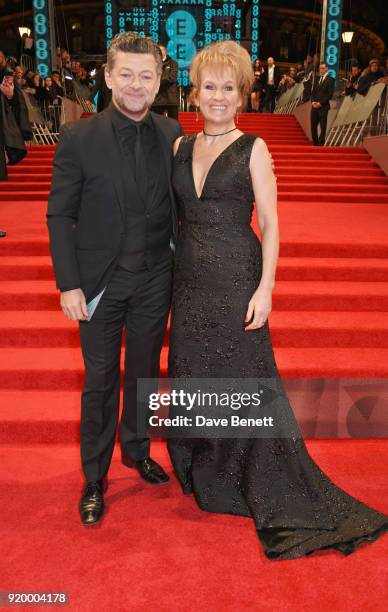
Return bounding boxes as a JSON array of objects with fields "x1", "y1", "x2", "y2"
[{"x1": 267, "y1": 66, "x2": 275, "y2": 85}]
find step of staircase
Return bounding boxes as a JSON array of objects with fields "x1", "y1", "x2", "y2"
[
  {"x1": 1, "y1": 346, "x2": 388, "y2": 390},
  {"x1": 0, "y1": 310, "x2": 387, "y2": 348},
  {"x1": 1, "y1": 280, "x2": 388, "y2": 311},
  {"x1": 2, "y1": 255, "x2": 388, "y2": 282},
  {"x1": 277, "y1": 192, "x2": 388, "y2": 204}
]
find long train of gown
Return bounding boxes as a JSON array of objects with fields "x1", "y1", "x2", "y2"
[{"x1": 167, "y1": 133, "x2": 388, "y2": 560}]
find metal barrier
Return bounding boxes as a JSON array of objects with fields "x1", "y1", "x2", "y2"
[
  {"x1": 325, "y1": 83, "x2": 387, "y2": 147},
  {"x1": 20, "y1": 53, "x2": 35, "y2": 72},
  {"x1": 274, "y1": 82, "x2": 304, "y2": 114},
  {"x1": 22, "y1": 89, "x2": 95, "y2": 144},
  {"x1": 75, "y1": 94, "x2": 96, "y2": 113},
  {"x1": 21, "y1": 91, "x2": 59, "y2": 145}
]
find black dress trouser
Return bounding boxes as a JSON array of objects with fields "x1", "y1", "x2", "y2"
[
  {"x1": 264, "y1": 85, "x2": 277, "y2": 113},
  {"x1": 78, "y1": 251, "x2": 173, "y2": 482},
  {"x1": 311, "y1": 106, "x2": 329, "y2": 146}
]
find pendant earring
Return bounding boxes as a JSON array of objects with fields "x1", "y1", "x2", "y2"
[{"x1": 236, "y1": 102, "x2": 243, "y2": 124}]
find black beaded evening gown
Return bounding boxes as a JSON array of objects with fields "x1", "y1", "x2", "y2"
[{"x1": 167, "y1": 132, "x2": 388, "y2": 560}]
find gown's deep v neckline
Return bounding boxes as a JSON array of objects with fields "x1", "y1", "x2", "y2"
[{"x1": 190, "y1": 133, "x2": 245, "y2": 200}]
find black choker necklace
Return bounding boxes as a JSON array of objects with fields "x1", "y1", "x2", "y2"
[{"x1": 203, "y1": 127, "x2": 237, "y2": 137}]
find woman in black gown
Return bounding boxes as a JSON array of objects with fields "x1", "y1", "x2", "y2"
[{"x1": 167, "y1": 41, "x2": 388, "y2": 560}]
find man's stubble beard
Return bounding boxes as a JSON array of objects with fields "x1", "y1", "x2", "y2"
[{"x1": 114, "y1": 90, "x2": 153, "y2": 117}]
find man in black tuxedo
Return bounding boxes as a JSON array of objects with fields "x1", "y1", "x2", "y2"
[
  {"x1": 47, "y1": 32, "x2": 183, "y2": 526},
  {"x1": 262, "y1": 57, "x2": 281, "y2": 113},
  {"x1": 310, "y1": 62, "x2": 335, "y2": 146}
]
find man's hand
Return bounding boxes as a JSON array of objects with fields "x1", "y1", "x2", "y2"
[{"x1": 60, "y1": 288, "x2": 88, "y2": 321}]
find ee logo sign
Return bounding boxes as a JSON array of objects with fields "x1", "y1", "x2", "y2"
[{"x1": 166, "y1": 10, "x2": 197, "y2": 68}]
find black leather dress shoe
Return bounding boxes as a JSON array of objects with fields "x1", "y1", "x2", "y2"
[
  {"x1": 79, "y1": 478, "x2": 108, "y2": 526},
  {"x1": 121, "y1": 455, "x2": 170, "y2": 485}
]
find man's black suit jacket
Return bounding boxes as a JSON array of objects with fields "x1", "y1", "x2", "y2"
[
  {"x1": 47, "y1": 109, "x2": 183, "y2": 302},
  {"x1": 261, "y1": 66, "x2": 281, "y2": 89},
  {"x1": 153, "y1": 56, "x2": 179, "y2": 106},
  {"x1": 311, "y1": 74, "x2": 335, "y2": 109}
]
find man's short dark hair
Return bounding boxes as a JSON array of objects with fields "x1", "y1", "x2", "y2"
[
  {"x1": 107, "y1": 32, "x2": 163, "y2": 74},
  {"x1": 320, "y1": 62, "x2": 328, "y2": 68}
]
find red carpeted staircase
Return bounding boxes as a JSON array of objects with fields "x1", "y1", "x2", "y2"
[
  {"x1": 1, "y1": 113, "x2": 387, "y2": 609},
  {"x1": 2, "y1": 113, "x2": 388, "y2": 432},
  {"x1": 2, "y1": 114, "x2": 388, "y2": 437}
]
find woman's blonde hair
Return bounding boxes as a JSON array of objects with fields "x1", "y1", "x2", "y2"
[{"x1": 189, "y1": 40, "x2": 254, "y2": 107}]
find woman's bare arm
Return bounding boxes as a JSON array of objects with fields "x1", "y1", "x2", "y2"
[{"x1": 244, "y1": 137, "x2": 279, "y2": 330}]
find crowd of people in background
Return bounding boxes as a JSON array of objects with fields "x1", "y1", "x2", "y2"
[
  {"x1": 0, "y1": 45, "x2": 99, "y2": 147},
  {"x1": 249, "y1": 53, "x2": 388, "y2": 112},
  {"x1": 4, "y1": 38, "x2": 388, "y2": 119},
  {"x1": 343, "y1": 58, "x2": 388, "y2": 97}
]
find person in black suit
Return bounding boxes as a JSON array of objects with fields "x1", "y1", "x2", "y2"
[
  {"x1": 310, "y1": 62, "x2": 335, "y2": 146},
  {"x1": 47, "y1": 32, "x2": 183, "y2": 526},
  {"x1": 262, "y1": 57, "x2": 281, "y2": 113},
  {"x1": 90, "y1": 63, "x2": 112, "y2": 112},
  {"x1": 152, "y1": 45, "x2": 179, "y2": 119},
  {"x1": 0, "y1": 64, "x2": 9, "y2": 183},
  {"x1": 0, "y1": 60, "x2": 10, "y2": 237},
  {"x1": 0, "y1": 71, "x2": 8, "y2": 237}
]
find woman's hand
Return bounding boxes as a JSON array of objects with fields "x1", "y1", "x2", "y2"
[{"x1": 244, "y1": 286, "x2": 272, "y2": 331}]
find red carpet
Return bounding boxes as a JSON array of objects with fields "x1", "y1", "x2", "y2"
[
  {"x1": 1, "y1": 113, "x2": 388, "y2": 610},
  {"x1": 1, "y1": 441, "x2": 388, "y2": 611}
]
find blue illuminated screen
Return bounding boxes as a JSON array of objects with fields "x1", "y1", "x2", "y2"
[
  {"x1": 33, "y1": 0, "x2": 51, "y2": 78},
  {"x1": 105, "y1": 0, "x2": 260, "y2": 86},
  {"x1": 324, "y1": 0, "x2": 343, "y2": 81}
]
